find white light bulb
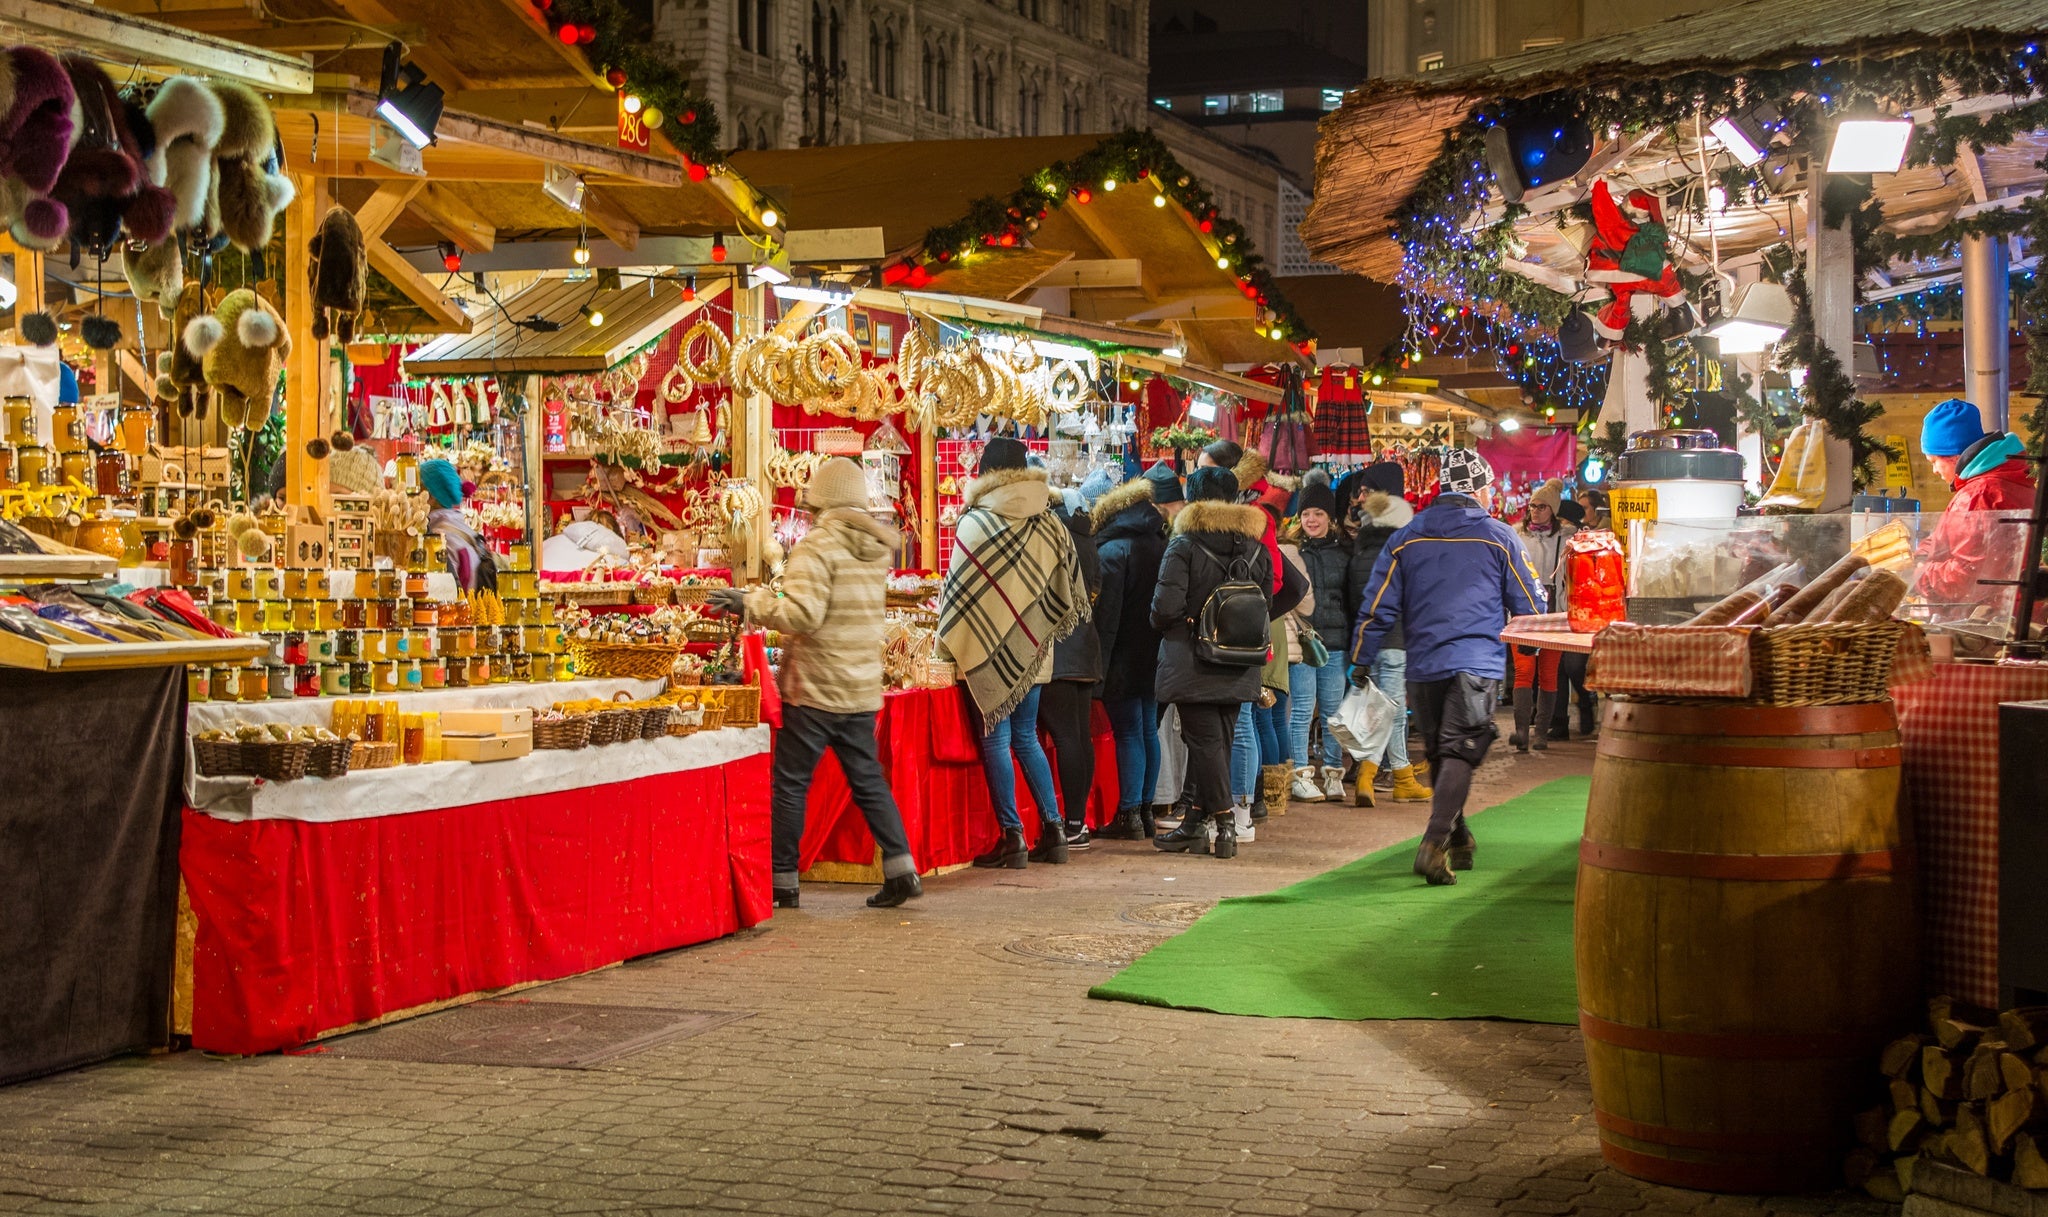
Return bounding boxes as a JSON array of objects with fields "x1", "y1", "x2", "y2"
[{"x1": 759, "y1": 207, "x2": 779, "y2": 228}]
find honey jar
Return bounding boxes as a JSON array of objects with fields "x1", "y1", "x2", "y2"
[
  {"x1": 314, "y1": 599, "x2": 342, "y2": 630},
  {"x1": 373, "y1": 661, "x2": 400, "y2": 693},
  {"x1": 118, "y1": 408, "x2": 151, "y2": 456},
  {"x1": 422, "y1": 657, "x2": 447, "y2": 689},
  {"x1": 49, "y1": 404, "x2": 83, "y2": 453},
  {"x1": 319, "y1": 663, "x2": 349, "y2": 696},
  {"x1": 58, "y1": 449, "x2": 90, "y2": 489},
  {"x1": 227, "y1": 569, "x2": 256, "y2": 600},
  {"x1": 0, "y1": 446, "x2": 15, "y2": 489},
  {"x1": 186, "y1": 666, "x2": 210, "y2": 702},
  {"x1": 4, "y1": 396, "x2": 37, "y2": 445},
  {"x1": 94, "y1": 451, "x2": 129, "y2": 495},
  {"x1": 233, "y1": 600, "x2": 261, "y2": 632},
  {"x1": 15, "y1": 444, "x2": 51, "y2": 486},
  {"x1": 290, "y1": 600, "x2": 318, "y2": 630},
  {"x1": 260, "y1": 599, "x2": 290, "y2": 632}
]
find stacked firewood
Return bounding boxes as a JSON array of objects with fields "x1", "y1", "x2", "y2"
[{"x1": 1850, "y1": 998, "x2": 2048, "y2": 1201}]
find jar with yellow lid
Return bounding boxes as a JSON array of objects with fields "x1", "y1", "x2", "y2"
[
  {"x1": 4, "y1": 396, "x2": 37, "y2": 445},
  {"x1": 16, "y1": 444, "x2": 51, "y2": 486},
  {"x1": 49, "y1": 404, "x2": 83, "y2": 454}
]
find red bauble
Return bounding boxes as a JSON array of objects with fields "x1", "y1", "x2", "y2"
[
  {"x1": 1198, "y1": 219, "x2": 1213, "y2": 233},
  {"x1": 606, "y1": 68, "x2": 627, "y2": 87},
  {"x1": 577, "y1": 25, "x2": 596, "y2": 43},
  {"x1": 998, "y1": 231, "x2": 1017, "y2": 247},
  {"x1": 682, "y1": 110, "x2": 697, "y2": 124},
  {"x1": 557, "y1": 23, "x2": 578, "y2": 43},
  {"x1": 936, "y1": 249, "x2": 952, "y2": 262},
  {"x1": 686, "y1": 160, "x2": 709, "y2": 181},
  {"x1": 1074, "y1": 187, "x2": 1092, "y2": 203}
]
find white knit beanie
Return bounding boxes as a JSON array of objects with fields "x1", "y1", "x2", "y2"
[
  {"x1": 805, "y1": 457, "x2": 870, "y2": 512},
  {"x1": 328, "y1": 446, "x2": 383, "y2": 495}
]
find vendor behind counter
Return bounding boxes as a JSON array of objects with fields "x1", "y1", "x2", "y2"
[{"x1": 1913, "y1": 400, "x2": 2038, "y2": 624}]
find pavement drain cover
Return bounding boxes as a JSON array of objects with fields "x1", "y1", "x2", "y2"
[
  {"x1": 1120, "y1": 900, "x2": 1215, "y2": 930},
  {"x1": 320, "y1": 1001, "x2": 751, "y2": 1070},
  {"x1": 1004, "y1": 933, "x2": 1162, "y2": 967}
]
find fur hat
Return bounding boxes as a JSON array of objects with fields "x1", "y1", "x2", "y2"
[
  {"x1": 209, "y1": 81, "x2": 294, "y2": 253},
  {"x1": 144, "y1": 76, "x2": 224, "y2": 231},
  {"x1": 155, "y1": 285, "x2": 211, "y2": 417},
  {"x1": 1185, "y1": 466, "x2": 1239, "y2": 503},
  {"x1": 804, "y1": 456, "x2": 871, "y2": 512},
  {"x1": 0, "y1": 47, "x2": 78, "y2": 249},
  {"x1": 122, "y1": 236, "x2": 183, "y2": 313},
  {"x1": 199, "y1": 288, "x2": 291, "y2": 428},
  {"x1": 52, "y1": 56, "x2": 174, "y2": 255},
  {"x1": 308, "y1": 206, "x2": 366, "y2": 341}
]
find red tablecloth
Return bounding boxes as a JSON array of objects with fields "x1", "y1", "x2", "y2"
[
  {"x1": 180, "y1": 754, "x2": 772, "y2": 1056},
  {"x1": 798, "y1": 686, "x2": 1120, "y2": 872},
  {"x1": 1896, "y1": 661, "x2": 2048, "y2": 1006}
]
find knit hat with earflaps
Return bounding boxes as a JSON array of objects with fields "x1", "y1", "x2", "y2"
[
  {"x1": 1439, "y1": 448, "x2": 1494, "y2": 496},
  {"x1": 805, "y1": 456, "x2": 871, "y2": 512}
]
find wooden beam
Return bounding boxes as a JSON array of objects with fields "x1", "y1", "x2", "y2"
[
  {"x1": 444, "y1": 87, "x2": 618, "y2": 133},
  {"x1": 1060, "y1": 199, "x2": 1160, "y2": 302},
  {"x1": 0, "y1": 0, "x2": 314, "y2": 92},
  {"x1": 578, "y1": 187, "x2": 640, "y2": 252},
  {"x1": 118, "y1": 351, "x2": 151, "y2": 397},
  {"x1": 284, "y1": 175, "x2": 333, "y2": 511},
  {"x1": 0, "y1": 233, "x2": 45, "y2": 333},
  {"x1": 352, "y1": 179, "x2": 422, "y2": 242},
  {"x1": 1956, "y1": 150, "x2": 1991, "y2": 205},
  {"x1": 367, "y1": 237, "x2": 472, "y2": 334},
  {"x1": 324, "y1": 0, "x2": 471, "y2": 89},
  {"x1": 411, "y1": 184, "x2": 496, "y2": 253},
  {"x1": 233, "y1": 21, "x2": 422, "y2": 51},
  {"x1": 1035, "y1": 258, "x2": 1139, "y2": 289},
  {"x1": 480, "y1": 0, "x2": 612, "y2": 92}
]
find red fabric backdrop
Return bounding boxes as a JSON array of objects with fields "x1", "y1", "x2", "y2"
[
  {"x1": 797, "y1": 687, "x2": 1120, "y2": 871},
  {"x1": 182, "y1": 754, "x2": 772, "y2": 1056}
]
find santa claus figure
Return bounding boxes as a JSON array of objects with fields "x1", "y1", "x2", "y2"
[{"x1": 1584, "y1": 180, "x2": 1684, "y2": 341}]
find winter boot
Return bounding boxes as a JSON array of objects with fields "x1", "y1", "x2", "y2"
[
  {"x1": 1234, "y1": 799, "x2": 1256, "y2": 844},
  {"x1": 1510, "y1": 687, "x2": 1535, "y2": 751},
  {"x1": 773, "y1": 886, "x2": 800, "y2": 909},
  {"x1": 1261, "y1": 764, "x2": 1291, "y2": 815},
  {"x1": 866, "y1": 872, "x2": 923, "y2": 908},
  {"x1": 1156, "y1": 795, "x2": 1191, "y2": 831},
  {"x1": 972, "y1": 828, "x2": 1029, "y2": 869},
  {"x1": 1139, "y1": 804, "x2": 1157, "y2": 838},
  {"x1": 1532, "y1": 691, "x2": 1557, "y2": 751},
  {"x1": 1213, "y1": 811, "x2": 1239, "y2": 859},
  {"x1": 1154, "y1": 810, "x2": 1211, "y2": 854},
  {"x1": 1413, "y1": 838, "x2": 1457, "y2": 885},
  {"x1": 1290, "y1": 765, "x2": 1325, "y2": 803},
  {"x1": 1320, "y1": 766, "x2": 1345, "y2": 801},
  {"x1": 1353, "y1": 761, "x2": 1379, "y2": 807},
  {"x1": 1097, "y1": 806, "x2": 1145, "y2": 840},
  {"x1": 1447, "y1": 826, "x2": 1477, "y2": 872},
  {"x1": 1028, "y1": 824, "x2": 1070, "y2": 864},
  {"x1": 1390, "y1": 765, "x2": 1433, "y2": 803}
]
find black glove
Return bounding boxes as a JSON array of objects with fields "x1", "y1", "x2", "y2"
[
  {"x1": 706, "y1": 588, "x2": 747, "y2": 616},
  {"x1": 1349, "y1": 664, "x2": 1373, "y2": 689}
]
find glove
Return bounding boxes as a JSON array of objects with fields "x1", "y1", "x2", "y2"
[
  {"x1": 706, "y1": 588, "x2": 747, "y2": 617},
  {"x1": 1349, "y1": 664, "x2": 1373, "y2": 689}
]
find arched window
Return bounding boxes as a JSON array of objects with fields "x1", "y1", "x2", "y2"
[
  {"x1": 921, "y1": 41, "x2": 934, "y2": 109},
  {"x1": 884, "y1": 29, "x2": 897, "y2": 97},
  {"x1": 982, "y1": 59, "x2": 998, "y2": 127},
  {"x1": 737, "y1": 0, "x2": 752, "y2": 51},
  {"x1": 970, "y1": 61, "x2": 985, "y2": 126},
  {"x1": 756, "y1": 0, "x2": 773, "y2": 57},
  {"x1": 734, "y1": 117, "x2": 752, "y2": 150},
  {"x1": 934, "y1": 44, "x2": 949, "y2": 114},
  {"x1": 828, "y1": 6, "x2": 841, "y2": 69},
  {"x1": 757, "y1": 119, "x2": 772, "y2": 149},
  {"x1": 868, "y1": 19, "x2": 881, "y2": 85}
]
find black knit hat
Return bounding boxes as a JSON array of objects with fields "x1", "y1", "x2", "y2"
[
  {"x1": 1141, "y1": 460, "x2": 1185, "y2": 504},
  {"x1": 1297, "y1": 469, "x2": 1337, "y2": 518},
  {"x1": 978, "y1": 436, "x2": 1030, "y2": 474},
  {"x1": 1360, "y1": 461, "x2": 1405, "y2": 495},
  {"x1": 1185, "y1": 466, "x2": 1239, "y2": 503},
  {"x1": 1201, "y1": 438, "x2": 1243, "y2": 469}
]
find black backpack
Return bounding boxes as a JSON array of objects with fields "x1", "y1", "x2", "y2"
[{"x1": 1189, "y1": 544, "x2": 1270, "y2": 667}]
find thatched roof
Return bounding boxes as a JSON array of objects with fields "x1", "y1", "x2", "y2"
[{"x1": 1305, "y1": 0, "x2": 2048, "y2": 280}]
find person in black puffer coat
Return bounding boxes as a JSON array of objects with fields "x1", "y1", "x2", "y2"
[
  {"x1": 1345, "y1": 462, "x2": 1432, "y2": 808},
  {"x1": 1284, "y1": 469, "x2": 1357, "y2": 803},
  {"x1": 1042, "y1": 486, "x2": 1102, "y2": 847},
  {"x1": 1151, "y1": 466, "x2": 1271, "y2": 860},
  {"x1": 1089, "y1": 473, "x2": 1169, "y2": 839}
]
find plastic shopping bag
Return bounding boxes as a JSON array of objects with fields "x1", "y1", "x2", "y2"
[{"x1": 1326, "y1": 681, "x2": 1399, "y2": 761}]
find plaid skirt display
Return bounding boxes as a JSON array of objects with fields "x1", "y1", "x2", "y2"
[{"x1": 1313, "y1": 397, "x2": 1373, "y2": 460}]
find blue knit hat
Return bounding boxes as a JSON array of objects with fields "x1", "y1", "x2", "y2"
[
  {"x1": 419, "y1": 457, "x2": 464, "y2": 508},
  {"x1": 1078, "y1": 466, "x2": 1117, "y2": 508},
  {"x1": 1921, "y1": 399, "x2": 1987, "y2": 457}
]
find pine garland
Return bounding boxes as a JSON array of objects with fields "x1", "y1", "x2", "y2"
[
  {"x1": 1779, "y1": 271, "x2": 1900, "y2": 490},
  {"x1": 549, "y1": 0, "x2": 722, "y2": 165}
]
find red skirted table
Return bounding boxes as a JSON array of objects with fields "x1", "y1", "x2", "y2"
[
  {"x1": 798, "y1": 686, "x2": 1120, "y2": 874},
  {"x1": 1896, "y1": 660, "x2": 2048, "y2": 1007},
  {"x1": 180, "y1": 729, "x2": 774, "y2": 1055}
]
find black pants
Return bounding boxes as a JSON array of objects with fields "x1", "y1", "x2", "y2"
[
  {"x1": 1552, "y1": 652, "x2": 1596, "y2": 735},
  {"x1": 1175, "y1": 702, "x2": 1239, "y2": 820},
  {"x1": 1408, "y1": 673, "x2": 1500, "y2": 843},
  {"x1": 771, "y1": 704, "x2": 912, "y2": 885},
  {"x1": 1039, "y1": 679, "x2": 1097, "y2": 830}
]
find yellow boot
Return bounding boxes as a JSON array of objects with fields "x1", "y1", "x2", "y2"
[
  {"x1": 1353, "y1": 761, "x2": 1378, "y2": 807},
  {"x1": 1390, "y1": 765, "x2": 1433, "y2": 803}
]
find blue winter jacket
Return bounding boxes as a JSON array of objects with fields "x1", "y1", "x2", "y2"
[{"x1": 1350, "y1": 493, "x2": 1548, "y2": 682}]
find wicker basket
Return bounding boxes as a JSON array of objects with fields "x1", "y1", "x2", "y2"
[
  {"x1": 1749, "y1": 621, "x2": 1906, "y2": 706},
  {"x1": 246, "y1": 740, "x2": 313, "y2": 782},
  {"x1": 667, "y1": 708, "x2": 705, "y2": 737},
  {"x1": 706, "y1": 683, "x2": 761, "y2": 728},
  {"x1": 673, "y1": 584, "x2": 724, "y2": 607},
  {"x1": 698, "y1": 705, "x2": 726, "y2": 732},
  {"x1": 193, "y1": 738, "x2": 246, "y2": 777},
  {"x1": 631, "y1": 584, "x2": 674, "y2": 606},
  {"x1": 307, "y1": 738, "x2": 354, "y2": 779},
  {"x1": 532, "y1": 716, "x2": 593, "y2": 750},
  {"x1": 567, "y1": 641, "x2": 684, "y2": 681},
  {"x1": 351, "y1": 739, "x2": 399, "y2": 769},
  {"x1": 583, "y1": 708, "x2": 629, "y2": 746},
  {"x1": 885, "y1": 589, "x2": 936, "y2": 609},
  {"x1": 921, "y1": 659, "x2": 958, "y2": 689},
  {"x1": 556, "y1": 583, "x2": 636, "y2": 607},
  {"x1": 638, "y1": 704, "x2": 673, "y2": 738}
]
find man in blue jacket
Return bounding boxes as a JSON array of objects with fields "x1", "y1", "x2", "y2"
[{"x1": 1350, "y1": 449, "x2": 1546, "y2": 885}]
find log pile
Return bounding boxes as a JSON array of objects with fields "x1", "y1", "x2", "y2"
[{"x1": 1850, "y1": 998, "x2": 2048, "y2": 1201}]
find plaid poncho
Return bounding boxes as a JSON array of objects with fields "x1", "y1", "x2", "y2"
[{"x1": 937, "y1": 467, "x2": 1088, "y2": 730}]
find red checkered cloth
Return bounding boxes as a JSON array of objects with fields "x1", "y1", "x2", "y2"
[
  {"x1": 1584, "y1": 623, "x2": 1753, "y2": 699},
  {"x1": 1311, "y1": 398, "x2": 1373, "y2": 460},
  {"x1": 1895, "y1": 661, "x2": 2048, "y2": 1007}
]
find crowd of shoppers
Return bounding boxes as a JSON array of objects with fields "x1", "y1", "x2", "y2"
[{"x1": 738, "y1": 435, "x2": 1586, "y2": 906}]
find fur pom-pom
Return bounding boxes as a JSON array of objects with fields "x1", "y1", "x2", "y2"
[
  {"x1": 236, "y1": 305, "x2": 278, "y2": 348},
  {"x1": 155, "y1": 373, "x2": 178, "y2": 401},
  {"x1": 123, "y1": 184, "x2": 176, "y2": 244},
  {"x1": 81, "y1": 315, "x2": 121, "y2": 349},
  {"x1": 20, "y1": 196, "x2": 66, "y2": 242},
  {"x1": 19, "y1": 310, "x2": 57, "y2": 345},
  {"x1": 235, "y1": 528, "x2": 271, "y2": 560},
  {"x1": 183, "y1": 314, "x2": 223, "y2": 356},
  {"x1": 171, "y1": 515, "x2": 197, "y2": 539},
  {"x1": 330, "y1": 430, "x2": 354, "y2": 452},
  {"x1": 187, "y1": 506, "x2": 216, "y2": 530},
  {"x1": 311, "y1": 313, "x2": 328, "y2": 341},
  {"x1": 304, "y1": 436, "x2": 330, "y2": 460}
]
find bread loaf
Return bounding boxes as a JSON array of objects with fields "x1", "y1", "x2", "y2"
[
  {"x1": 1822, "y1": 569, "x2": 1909, "y2": 624},
  {"x1": 1687, "y1": 589, "x2": 1765, "y2": 627},
  {"x1": 1767, "y1": 553, "x2": 1871, "y2": 625}
]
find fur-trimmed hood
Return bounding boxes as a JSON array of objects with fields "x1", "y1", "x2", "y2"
[
  {"x1": 963, "y1": 464, "x2": 1052, "y2": 519},
  {"x1": 1363, "y1": 491, "x2": 1413, "y2": 529},
  {"x1": 1172, "y1": 499, "x2": 1267, "y2": 539},
  {"x1": 1088, "y1": 477, "x2": 1155, "y2": 533},
  {"x1": 1231, "y1": 449, "x2": 1269, "y2": 491}
]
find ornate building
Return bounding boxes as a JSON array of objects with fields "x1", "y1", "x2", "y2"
[
  {"x1": 656, "y1": 0, "x2": 1151, "y2": 150},
  {"x1": 1363, "y1": 0, "x2": 1743, "y2": 79}
]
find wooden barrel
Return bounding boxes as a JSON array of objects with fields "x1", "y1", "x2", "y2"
[{"x1": 1578, "y1": 700, "x2": 1918, "y2": 1193}]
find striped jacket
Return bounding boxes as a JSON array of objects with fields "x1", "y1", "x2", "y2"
[
  {"x1": 743, "y1": 507, "x2": 898, "y2": 714},
  {"x1": 1350, "y1": 493, "x2": 1546, "y2": 683}
]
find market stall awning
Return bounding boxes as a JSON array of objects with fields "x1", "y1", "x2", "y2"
[
  {"x1": 404, "y1": 277, "x2": 716, "y2": 376},
  {"x1": 0, "y1": 0, "x2": 314, "y2": 90}
]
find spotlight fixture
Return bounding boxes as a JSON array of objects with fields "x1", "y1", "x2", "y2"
[
  {"x1": 1705, "y1": 281, "x2": 1794, "y2": 354},
  {"x1": 1498, "y1": 416, "x2": 1521, "y2": 433},
  {"x1": 1481, "y1": 99, "x2": 1594, "y2": 203},
  {"x1": 377, "y1": 41, "x2": 444, "y2": 149},
  {"x1": 758, "y1": 206, "x2": 780, "y2": 228},
  {"x1": 771, "y1": 282, "x2": 856, "y2": 306},
  {"x1": 710, "y1": 234, "x2": 727, "y2": 263},
  {"x1": 1827, "y1": 117, "x2": 1913, "y2": 174},
  {"x1": 1708, "y1": 101, "x2": 1782, "y2": 168},
  {"x1": 1399, "y1": 407, "x2": 1424, "y2": 425},
  {"x1": 749, "y1": 263, "x2": 791, "y2": 286},
  {"x1": 542, "y1": 163, "x2": 585, "y2": 213},
  {"x1": 0, "y1": 271, "x2": 15, "y2": 311}
]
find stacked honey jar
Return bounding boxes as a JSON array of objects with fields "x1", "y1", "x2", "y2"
[
  {"x1": 183, "y1": 563, "x2": 571, "y2": 704},
  {"x1": 0, "y1": 394, "x2": 151, "y2": 493}
]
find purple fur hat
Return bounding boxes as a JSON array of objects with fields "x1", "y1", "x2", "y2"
[{"x1": 0, "y1": 46, "x2": 76, "y2": 195}]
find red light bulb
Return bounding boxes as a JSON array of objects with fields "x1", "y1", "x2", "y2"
[
  {"x1": 1074, "y1": 187, "x2": 1092, "y2": 204},
  {"x1": 557, "y1": 23, "x2": 578, "y2": 43},
  {"x1": 709, "y1": 234, "x2": 727, "y2": 263},
  {"x1": 685, "y1": 159, "x2": 709, "y2": 182}
]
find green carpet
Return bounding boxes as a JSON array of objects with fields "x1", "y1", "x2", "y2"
[{"x1": 1089, "y1": 777, "x2": 1588, "y2": 1023}]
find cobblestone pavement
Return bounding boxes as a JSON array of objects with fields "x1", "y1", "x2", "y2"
[{"x1": 0, "y1": 728, "x2": 1883, "y2": 1216}]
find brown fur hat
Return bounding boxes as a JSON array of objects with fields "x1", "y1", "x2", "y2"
[
  {"x1": 209, "y1": 81, "x2": 294, "y2": 252},
  {"x1": 308, "y1": 206, "x2": 365, "y2": 341}
]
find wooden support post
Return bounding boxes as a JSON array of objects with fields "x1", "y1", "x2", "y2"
[
  {"x1": 1962, "y1": 233, "x2": 2011, "y2": 432},
  {"x1": 730, "y1": 281, "x2": 770, "y2": 582},
  {"x1": 284, "y1": 174, "x2": 333, "y2": 512},
  {"x1": 1805, "y1": 193, "x2": 1857, "y2": 512},
  {"x1": 918, "y1": 420, "x2": 937, "y2": 570},
  {"x1": 1, "y1": 233, "x2": 45, "y2": 337},
  {"x1": 522, "y1": 373, "x2": 545, "y2": 562}
]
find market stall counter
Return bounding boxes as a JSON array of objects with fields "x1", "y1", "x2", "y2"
[
  {"x1": 797, "y1": 685, "x2": 1120, "y2": 878},
  {"x1": 178, "y1": 677, "x2": 773, "y2": 1056}
]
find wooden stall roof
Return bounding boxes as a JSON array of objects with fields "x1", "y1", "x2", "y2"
[
  {"x1": 405, "y1": 277, "x2": 713, "y2": 375},
  {"x1": 0, "y1": 0, "x2": 313, "y2": 91},
  {"x1": 1307, "y1": 0, "x2": 2048, "y2": 281}
]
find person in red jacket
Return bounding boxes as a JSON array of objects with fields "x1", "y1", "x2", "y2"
[{"x1": 1914, "y1": 399, "x2": 2037, "y2": 620}]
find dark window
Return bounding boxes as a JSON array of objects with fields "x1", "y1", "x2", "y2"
[
  {"x1": 829, "y1": 6, "x2": 841, "y2": 68},
  {"x1": 884, "y1": 30, "x2": 897, "y2": 97},
  {"x1": 756, "y1": 0, "x2": 773, "y2": 57},
  {"x1": 934, "y1": 46, "x2": 949, "y2": 114},
  {"x1": 922, "y1": 42, "x2": 934, "y2": 108},
  {"x1": 869, "y1": 19, "x2": 881, "y2": 84},
  {"x1": 737, "y1": 0, "x2": 752, "y2": 50}
]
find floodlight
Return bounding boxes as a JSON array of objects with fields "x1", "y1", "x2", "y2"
[
  {"x1": 1827, "y1": 119, "x2": 1913, "y2": 174},
  {"x1": 377, "y1": 42, "x2": 444, "y2": 149},
  {"x1": 1706, "y1": 281, "x2": 1795, "y2": 354}
]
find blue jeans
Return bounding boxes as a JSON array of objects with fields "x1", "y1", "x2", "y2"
[
  {"x1": 1255, "y1": 689, "x2": 1289, "y2": 767},
  {"x1": 1289, "y1": 652, "x2": 1350, "y2": 769},
  {"x1": 1104, "y1": 694, "x2": 1159, "y2": 812},
  {"x1": 1232, "y1": 702, "x2": 1257, "y2": 800},
  {"x1": 979, "y1": 685, "x2": 1062, "y2": 831},
  {"x1": 1372, "y1": 648, "x2": 1411, "y2": 770}
]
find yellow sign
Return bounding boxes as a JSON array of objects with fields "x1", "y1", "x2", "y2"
[
  {"x1": 1609, "y1": 487, "x2": 1659, "y2": 553},
  {"x1": 1883, "y1": 434, "x2": 1914, "y2": 490}
]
